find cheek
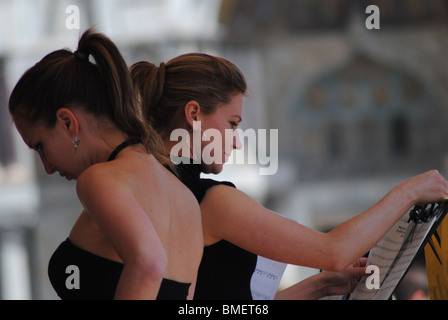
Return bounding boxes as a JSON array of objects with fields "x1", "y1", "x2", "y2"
[
  {"x1": 45, "y1": 138, "x2": 72, "y2": 166},
  {"x1": 41, "y1": 150, "x2": 60, "y2": 168}
]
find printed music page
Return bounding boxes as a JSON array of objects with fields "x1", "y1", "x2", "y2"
[
  {"x1": 350, "y1": 214, "x2": 437, "y2": 300},
  {"x1": 251, "y1": 256, "x2": 287, "y2": 300}
]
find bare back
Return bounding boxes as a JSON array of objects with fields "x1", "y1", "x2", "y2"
[{"x1": 69, "y1": 147, "x2": 203, "y2": 285}]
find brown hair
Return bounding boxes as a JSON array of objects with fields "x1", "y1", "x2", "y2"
[
  {"x1": 130, "y1": 53, "x2": 247, "y2": 139},
  {"x1": 9, "y1": 28, "x2": 169, "y2": 165}
]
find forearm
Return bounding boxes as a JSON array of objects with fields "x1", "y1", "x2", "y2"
[
  {"x1": 274, "y1": 272, "x2": 329, "y2": 300},
  {"x1": 275, "y1": 258, "x2": 366, "y2": 300},
  {"x1": 325, "y1": 185, "x2": 415, "y2": 270},
  {"x1": 270, "y1": 186, "x2": 415, "y2": 272}
]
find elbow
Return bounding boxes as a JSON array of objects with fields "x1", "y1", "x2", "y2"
[
  {"x1": 133, "y1": 252, "x2": 168, "y2": 283},
  {"x1": 146, "y1": 254, "x2": 168, "y2": 281},
  {"x1": 115, "y1": 253, "x2": 168, "y2": 300}
]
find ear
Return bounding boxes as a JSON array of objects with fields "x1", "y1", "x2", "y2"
[
  {"x1": 55, "y1": 108, "x2": 79, "y2": 136},
  {"x1": 184, "y1": 101, "x2": 201, "y2": 130}
]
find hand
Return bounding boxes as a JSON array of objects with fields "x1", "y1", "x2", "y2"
[
  {"x1": 322, "y1": 257, "x2": 367, "y2": 297},
  {"x1": 394, "y1": 170, "x2": 448, "y2": 206}
]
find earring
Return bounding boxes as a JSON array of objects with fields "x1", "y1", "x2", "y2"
[{"x1": 72, "y1": 136, "x2": 80, "y2": 153}]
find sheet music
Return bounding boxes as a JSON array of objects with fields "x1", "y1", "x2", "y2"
[
  {"x1": 350, "y1": 215, "x2": 437, "y2": 300},
  {"x1": 250, "y1": 256, "x2": 287, "y2": 300}
]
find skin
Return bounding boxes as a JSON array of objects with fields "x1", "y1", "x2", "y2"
[
  {"x1": 14, "y1": 107, "x2": 203, "y2": 299},
  {"x1": 164, "y1": 93, "x2": 448, "y2": 298}
]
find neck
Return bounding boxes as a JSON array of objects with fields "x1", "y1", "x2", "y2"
[
  {"x1": 77, "y1": 113, "x2": 132, "y2": 165},
  {"x1": 107, "y1": 138, "x2": 141, "y2": 162},
  {"x1": 91, "y1": 132, "x2": 132, "y2": 164},
  {"x1": 163, "y1": 137, "x2": 198, "y2": 161}
]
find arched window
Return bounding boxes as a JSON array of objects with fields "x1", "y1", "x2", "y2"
[{"x1": 294, "y1": 56, "x2": 434, "y2": 180}]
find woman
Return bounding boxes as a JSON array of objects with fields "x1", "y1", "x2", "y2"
[
  {"x1": 8, "y1": 30, "x2": 203, "y2": 300},
  {"x1": 130, "y1": 53, "x2": 448, "y2": 299}
]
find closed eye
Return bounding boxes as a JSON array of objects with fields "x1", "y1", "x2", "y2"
[{"x1": 230, "y1": 121, "x2": 239, "y2": 129}]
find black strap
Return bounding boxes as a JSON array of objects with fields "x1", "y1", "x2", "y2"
[{"x1": 107, "y1": 139, "x2": 140, "y2": 162}]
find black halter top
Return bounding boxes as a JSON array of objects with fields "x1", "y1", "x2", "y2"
[
  {"x1": 168, "y1": 157, "x2": 258, "y2": 300},
  {"x1": 47, "y1": 140, "x2": 191, "y2": 300}
]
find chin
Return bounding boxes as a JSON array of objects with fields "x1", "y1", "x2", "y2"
[{"x1": 203, "y1": 163, "x2": 224, "y2": 175}]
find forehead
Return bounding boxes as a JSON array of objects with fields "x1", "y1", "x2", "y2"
[
  {"x1": 13, "y1": 117, "x2": 47, "y2": 146},
  {"x1": 214, "y1": 93, "x2": 243, "y2": 117}
]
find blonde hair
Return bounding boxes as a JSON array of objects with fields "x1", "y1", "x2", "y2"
[{"x1": 130, "y1": 53, "x2": 247, "y2": 139}]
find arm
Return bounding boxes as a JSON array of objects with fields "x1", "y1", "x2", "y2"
[
  {"x1": 201, "y1": 170, "x2": 448, "y2": 271},
  {"x1": 186, "y1": 273, "x2": 198, "y2": 300},
  {"x1": 77, "y1": 166, "x2": 167, "y2": 300},
  {"x1": 274, "y1": 258, "x2": 367, "y2": 300}
]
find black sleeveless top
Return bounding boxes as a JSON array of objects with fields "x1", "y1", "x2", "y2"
[
  {"x1": 47, "y1": 140, "x2": 191, "y2": 300},
  {"x1": 170, "y1": 158, "x2": 257, "y2": 300},
  {"x1": 48, "y1": 238, "x2": 190, "y2": 300}
]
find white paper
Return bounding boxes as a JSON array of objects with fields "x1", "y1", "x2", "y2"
[
  {"x1": 250, "y1": 256, "x2": 287, "y2": 300},
  {"x1": 350, "y1": 214, "x2": 437, "y2": 300}
]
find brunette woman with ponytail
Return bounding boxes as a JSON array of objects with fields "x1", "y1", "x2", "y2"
[
  {"x1": 8, "y1": 30, "x2": 203, "y2": 300},
  {"x1": 131, "y1": 54, "x2": 448, "y2": 300}
]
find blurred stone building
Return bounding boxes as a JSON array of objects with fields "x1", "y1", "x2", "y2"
[
  {"x1": 216, "y1": 0, "x2": 448, "y2": 286},
  {"x1": 219, "y1": 0, "x2": 448, "y2": 202},
  {"x1": 0, "y1": 0, "x2": 447, "y2": 299}
]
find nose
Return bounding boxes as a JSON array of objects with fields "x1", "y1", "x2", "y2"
[{"x1": 233, "y1": 130, "x2": 242, "y2": 150}]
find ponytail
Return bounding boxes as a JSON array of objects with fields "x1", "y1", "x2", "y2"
[
  {"x1": 9, "y1": 28, "x2": 169, "y2": 166},
  {"x1": 130, "y1": 53, "x2": 248, "y2": 140},
  {"x1": 130, "y1": 61, "x2": 166, "y2": 131}
]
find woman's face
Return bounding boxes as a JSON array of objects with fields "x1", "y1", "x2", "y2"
[
  {"x1": 14, "y1": 116, "x2": 81, "y2": 180},
  {"x1": 198, "y1": 93, "x2": 243, "y2": 174}
]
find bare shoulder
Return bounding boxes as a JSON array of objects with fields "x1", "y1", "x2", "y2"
[
  {"x1": 77, "y1": 153, "x2": 158, "y2": 192},
  {"x1": 76, "y1": 161, "x2": 137, "y2": 208},
  {"x1": 77, "y1": 162, "x2": 118, "y2": 190}
]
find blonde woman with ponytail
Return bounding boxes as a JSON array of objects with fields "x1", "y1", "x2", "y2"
[
  {"x1": 131, "y1": 53, "x2": 448, "y2": 300},
  {"x1": 8, "y1": 29, "x2": 203, "y2": 300}
]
